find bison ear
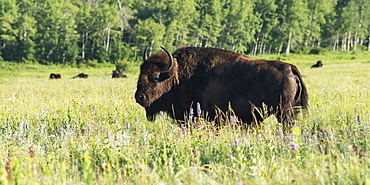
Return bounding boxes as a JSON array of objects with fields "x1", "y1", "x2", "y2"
[
  {"x1": 150, "y1": 72, "x2": 171, "y2": 83},
  {"x1": 159, "y1": 72, "x2": 171, "y2": 82}
]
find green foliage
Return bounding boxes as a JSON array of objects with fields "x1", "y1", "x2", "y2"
[
  {"x1": 0, "y1": 55, "x2": 370, "y2": 184},
  {"x1": 290, "y1": 46, "x2": 328, "y2": 55},
  {"x1": 309, "y1": 47, "x2": 328, "y2": 54},
  {"x1": 1, "y1": 0, "x2": 370, "y2": 63},
  {"x1": 114, "y1": 61, "x2": 129, "y2": 73},
  {"x1": 135, "y1": 18, "x2": 166, "y2": 53}
]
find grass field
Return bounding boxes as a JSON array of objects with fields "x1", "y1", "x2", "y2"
[{"x1": 1, "y1": 52, "x2": 370, "y2": 184}]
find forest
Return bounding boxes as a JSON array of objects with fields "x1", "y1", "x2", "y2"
[{"x1": 1, "y1": 0, "x2": 370, "y2": 64}]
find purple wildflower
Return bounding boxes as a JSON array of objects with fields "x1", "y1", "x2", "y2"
[
  {"x1": 256, "y1": 134, "x2": 261, "y2": 142},
  {"x1": 291, "y1": 143, "x2": 298, "y2": 151},
  {"x1": 145, "y1": 137, "x2": 149, "y2": 145},
  {"x1": 158, "y1": 111, "x2": 164, "y2": 120},
  {"x1": 234, "y1": 138, "x2": 239, "y2": 148},
  {"x1": 246, "y1": 133, "x2": 250, "y2": 139},
  {"x1": 189, "y1": 108, "x2": 194, "y2": 115},
  {"x1": 196, "y1": 102, "x2": 202, "y2": 115},
  {"x1": 278, "y1": 130, "x2": 284, "y2": 140},
  {"x1": 126, "y1": 123, "x2": 130, "y2": 130},
  {"x1": 181, "y1": 124, "x2": 185, "y2": 132},
  {"x1": 357, "y1": 115, "x2": 361, "y2": 122},
  {"x1": 113, "y1": 119, "x2": 117, "y2": 124},
  {"x1": 321, "y1": 132, "x2": 326, "y2": 138},
  {"x1": 230, "y1": 116, "x2": 235, "y2": 127},
  {"x1": 289, "y1": 133, "x2": 294, "y2": 141},
  {"x1": 188, "y1": 115, "x2": 193, "y2": 122},
  {"x1": 312, "y1": 134, "x2": 317, "y2": 142},
  {"x1": 6, "y1": 118, "x2": 9, "y2": 130},
  {"x1": 124, "y1": 139, "x2": 130, "y2": 146},
  {"x1": 23, "y1": 124, "x2": 28, "y2": 131},
  {"x1": 231, "y1": 153, "x2": 237, "y2": 157}
]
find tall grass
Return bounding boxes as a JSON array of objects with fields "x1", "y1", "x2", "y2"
[{"x1": 0, "y1": 53, "x2": 370, "y2": 184}]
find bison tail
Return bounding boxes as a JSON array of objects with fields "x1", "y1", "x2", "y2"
[{"x1": 293, "y1": 68, "x2": 309, "y2": 111}]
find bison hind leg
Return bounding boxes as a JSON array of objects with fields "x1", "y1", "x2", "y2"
[
  {"x1": 275, "y1": 108, "x2": 297, "y2": 131},
  {"x1": 275, "y1": 102, "x2": 304, "y2": 133},
  {"x1": 276, "y1": 65, "x2": 302, "y2": 132}
]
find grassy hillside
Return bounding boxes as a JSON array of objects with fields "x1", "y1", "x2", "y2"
[{"x1": 0, "y1": 53, "x2": 369, "y2": 184}]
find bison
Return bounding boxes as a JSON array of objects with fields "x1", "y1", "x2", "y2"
[
  {"x1": 72, "y1": 73, "x2": 88, "y2": 79},
  {"x1": 49, "y1": 73, "x2": 61, "y2": 79},
  {"x1": 112, "y1": 70, "x2": 127, "y2": 78},
  {"x1": 311, "y1": 61, "x2": 323, "y2": 68},
  {"x1": 135, "y1": 47, "x2": 308, "y2": 129}
]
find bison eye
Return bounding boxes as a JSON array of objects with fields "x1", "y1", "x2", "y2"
[{"x1": 150, "y1": 72, "x2": 170, "y2": 83}]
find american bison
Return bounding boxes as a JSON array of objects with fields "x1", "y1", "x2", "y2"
[
  {"x1": 311, "y1": 61, "x2": 323, "y2": 68},
  {"x1": 135, "y1": 47, "x2": 308, "y2": 129},
  {"x1": 112, "y1": 70, "x2": 127, "y2": 78},
  {"x1": 49, "y1": 73, "x2": 61, "y2": 79},
  {"x1": 72, "y1": 73, "x2": 88, "y2": 79}
]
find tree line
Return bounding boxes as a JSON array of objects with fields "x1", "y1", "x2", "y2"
[{"x1": 1, "y1": 0, "x2": 370, "y2": 64}]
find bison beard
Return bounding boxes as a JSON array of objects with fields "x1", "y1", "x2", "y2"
[{"x1": 135, "y1": 47, "x2": 308, "y2": 130}]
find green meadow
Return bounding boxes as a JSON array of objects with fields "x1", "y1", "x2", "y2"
[{"x1": 1, "y1": 52, "x2": 370, "y2": 184}]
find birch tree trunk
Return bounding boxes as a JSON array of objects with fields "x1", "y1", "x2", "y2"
[
  {"x1": 106, "y1": 28, "x2": 110, "y2": 52},
  {"x1": 116, "y1": 0, "x2": 124, "y2": 32},
  {"x1": 286, "y1": 31, "x2": 292, "y2": 55},
  {"x1": 82, "y1": 31, "x2": 86, "y2": 59},
  {"x1": 347, "y1": 32, "x2": 351, "y2": 51}
]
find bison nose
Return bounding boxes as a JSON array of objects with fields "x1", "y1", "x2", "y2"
[{"x1": 135, "y1": 92, "x2": 146, "y2": 105}]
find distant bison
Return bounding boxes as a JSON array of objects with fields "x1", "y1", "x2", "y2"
[
  {"x1": 135, "y1": 47, "x2": 308, "y2": 129},
  {"x1": 112, "y1": 70, "x2": 127, "y2": 78},
  {"x1": 72, "y1": 73, "x2": 88, "y2": 78},
  {"x1": 311, "y1": 61, "x2": 323, "y2": 68},
  {"x1": 49, "y1": 73, "x2": 61, "y2": 79}
]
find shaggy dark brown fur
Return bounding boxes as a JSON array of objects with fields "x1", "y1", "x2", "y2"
[
  {"x1": 112, "y1": 70, "x2": 127, "y2": 78},
  {"x1": 135, "y1": 47, "x2": 308, "y2": 129},
  {"x1": 49, "y1": 73, "x2": 61, "y2": 79},
  {"x1": 72, "y1": 73, "x2": 88, "y2": 79},
  {"x1": 311, "y1": 61, "x2": 323, "y2": 68}
]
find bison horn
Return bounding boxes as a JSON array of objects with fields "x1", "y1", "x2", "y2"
[
  {"x1": 160, "y1": 46, "x2": 173, "y2": 71},
  {"x1": 143, "y1": 46, "x2": 148, "y2": 61}
]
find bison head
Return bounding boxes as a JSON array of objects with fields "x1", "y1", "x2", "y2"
[{"x1": 135, "y1": 47, "x2": 179, "y2": 109}]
